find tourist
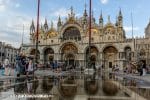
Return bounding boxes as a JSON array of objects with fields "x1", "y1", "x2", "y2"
[
  {"x1": 16, "y1": 55, "x2": 24, "y2": 77},
  {"x1": 127, "y1": 64, "x2": 131, "y2": 74},
  {"x1": 123, "y1": 66, "x2": 127, "y2": 73},
  {"x1": 146, "y1": 65, "x2": 150, "y2": 74},
  {"x1": 26, "y1": 60, "x2": 34, "y2": 76},
  {"x1": 4, "y1": 58, "x2": 10, "y2": 76},
  {"x1": 10, "y1": 63, "x2": 15, "y2": 76},
  {"x1": 139, "y1": 64, "x2": 143, "y2": 76},
  {"x1": 112, "y1": 65, "x2": 115, "y2": 72},
  {"x1": 20, "y1": 55, "x2": 26, "y2": 75},
  {"x1": 142, "y1": 62, "x2": 146, "y2": 76},
  {"x1": 114, "y1": 65, "x2": 119, "y2": 72}
]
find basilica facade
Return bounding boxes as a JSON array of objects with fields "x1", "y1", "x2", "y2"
[{"x1": 21, "y1": 7, "x2": 150, "y2": 70}]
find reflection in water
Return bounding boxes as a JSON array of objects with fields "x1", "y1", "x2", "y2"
[
  {"x1": 84, "y1": 73, "x2": 98, "y2": 95},
  {"x1": 59, "y1": 76, "x2": 77, "y2": 99},
  {"x1": 123, "y1": 78, "x2": 137, "y2": 86},
  {"x1": 0, "y1": 72, "x2": 149, "y2": 100},
  {"x1": 0, "y1": 81, "x2": 4, "y2": 93},
  {"x1": 132, "y1": 88, "x2": 150, "y2": 99},
  {"x1": 14, "y1": 77, "x2": 39, "y2": 94},
  {"x1": 27, "y1": 79, "x2": 32, "y2": 93},
  {"x1": 42, "y1": 76, "x2": 53, "y2": 93},
  {"x1": 102, "y1": 80, "x2": 119, "y2": 96},
  {"x1": 14, "y1": 78, "x2": 27, "y2": 93},
  {"x1": 27, "y1": 77, "x2": 39, "y2": 94}
]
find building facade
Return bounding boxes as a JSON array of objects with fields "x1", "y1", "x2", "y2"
[
  {"x1": 22, "y1": 7, "x2": 150, "y2": 70},
  {"x1": 0, "y1": 42, "x2": 19, "y2": 64}
]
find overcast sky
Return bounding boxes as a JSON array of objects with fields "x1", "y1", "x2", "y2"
[{"x1": 0, "y1": 0, "x2": 150, "y2": 48}]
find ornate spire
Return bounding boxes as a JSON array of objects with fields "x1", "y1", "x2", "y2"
[
  {"x1": 99, "y1": 10, "x2": 103, "y2": 22},
  {"x1": 40, "y1": 23, "x2": 43, "y2": 29},
  {"x1": 118, "y1": 8, "x2": 123, "y2": 28},
  {"x1": 69, "y1": 6, "x2": 75, "y2": 18},
  {"x1": 57, "y1": 16, "x2": 62, "y2": 27},
  {"x1": 30, "y1": 19, "x2": 35, "y2": 33},
  {"x1": 100, "y1": 10, "x2": 103, "y2": 19},
  {"x1": 71, "y1": 6, "x2": 73, "y2": 15},
  {"x1": 50, "y1": 21, "x2": 54, "y2": 29},
  {"x1": 115, "y1": 16, "x2": 118, "y2": 26},
  {"x1": 83, "y1": 3, "x2": 88, "y2": 17},
  {"x1": 119, "y1": 8, "x2": 122, "y2": 17},
  {"x1": 145, "y1": 18, "x2": 150, "y2": 38},
  {"x1": 118, "y1": 8, "x2": 123, "y2": 20},
  {"x1": 44, "y1": 18, "x2": 48, "y2": 30},
  {"x1": 92, "y1": 10, "x2": 95, "y2": 23},
  {"x1": 31, "y1": 20, "x2": 34, "y2": 28},
  {"x1": 99, "y1": 11, "x2": 103, "y2": 28},
  {"x1": 108, "y1": 15, "x2": 111, "y2": 23}
]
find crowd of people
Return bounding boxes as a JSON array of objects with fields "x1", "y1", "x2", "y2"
[
  {"x1": 1, "y1": 55, "x2": 150, "y2": 77},
  {"x1": 123, "y1": 62, "x2": 150, "y2": 76},
  {"x1": 45, "y1": 61, "x2": 76, "y2": 73},
  {"x1": 1, "y1": 53, "x2": 36, "y2": 77}
]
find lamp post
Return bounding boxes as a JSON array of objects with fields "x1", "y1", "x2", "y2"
[{"x1": 35, "y1": 0, "x2": 40, "y2": 64}]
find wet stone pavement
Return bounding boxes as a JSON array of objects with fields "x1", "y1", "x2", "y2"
[{"x1": 0, "y1": 69, "x2": 149, "y2": 100}]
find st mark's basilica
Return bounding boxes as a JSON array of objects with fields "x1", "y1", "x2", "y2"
[{"x1": 21, "y1": 7, "x2": 150, "y2": 70}]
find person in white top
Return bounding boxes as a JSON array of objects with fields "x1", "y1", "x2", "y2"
[
  {"x1": 27, "y1": 60, "x2": 34, "y2": 76},
  {"x1": 4, "y1": 58, "x2": 9, "y2": 66},
  {"x1": 4, "y1": 58, "x2": 10, "y2": 76}
]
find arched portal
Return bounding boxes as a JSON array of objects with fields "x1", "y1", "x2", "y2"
[
  {"x1": 124, "y1": 47, "x2": 132, "y2": 69},
  {"x1": 103, "y1": 46, "x2": 118, "y2": 69},
  {"x1": 85, "y1": 46, "x2": 98, "y2": 69},
  {"x1": 124, "y1": 47, "x2": 132, "y2": 61},
  {"x1": 43, "y1": 48, "x2": 54, "y2": 64},
  {"x1": 30, "y1": 49, "x2": 40, "y2": 60},
  {"x1": 61, "y1": 43, "x2": 78, "y2": 67}
]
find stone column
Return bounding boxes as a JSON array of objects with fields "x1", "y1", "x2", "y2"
[
  {"x1": 40, "y1": 53, "x2": 44, "y2": 64},
  {"x1": 79, "y1": 53, "x2": 85, "y2": 68},
  {"x1": 99, "y1": 52, "x2": 103, "y2": 66}
]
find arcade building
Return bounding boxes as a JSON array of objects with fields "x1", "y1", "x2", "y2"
[{"x1": 21, "y1": 7, "x2": 150, "y2": 70}]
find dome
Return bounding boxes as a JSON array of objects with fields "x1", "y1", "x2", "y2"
[
  {"x1": 104, "y1": 22, "x2": 115, "y2": 29},
  {"x1": 104, "y1": 23, "x2": 115, "y2": 34},
  {"x1": 46, "y1": 28, "x2": 58, "y2": 38},
  {"x1": 86, "y1": 28, "x2": 99, "y2": 36}
]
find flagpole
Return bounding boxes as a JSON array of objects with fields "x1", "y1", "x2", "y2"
[
  {"x1": 88, "y1": 0, "x2": 92, "y2": 69},
  {"x1": 22, "y1": 24, "x2": 24, "y2": 45},
  {"x1": 131, "y1": 12, "x2": 134, "y2": 40},
  {"x1": 35, "y1": 0, "x2": 40, "y2": 63}
]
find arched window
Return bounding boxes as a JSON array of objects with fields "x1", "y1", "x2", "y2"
[
  {"x1": 63, "y1": 27, "x2": 81, "y2": 41},
  {"x1": 124, "y1": 47, "x2": 131, "y2": 61}
]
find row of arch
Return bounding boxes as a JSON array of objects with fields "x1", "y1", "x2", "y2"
[
  {"x1": 29, "y1": 43, "x2": 133, "y2": 67},
  {"x1": 30, "y1": 43, "x2": 133, "y2": 57}
]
